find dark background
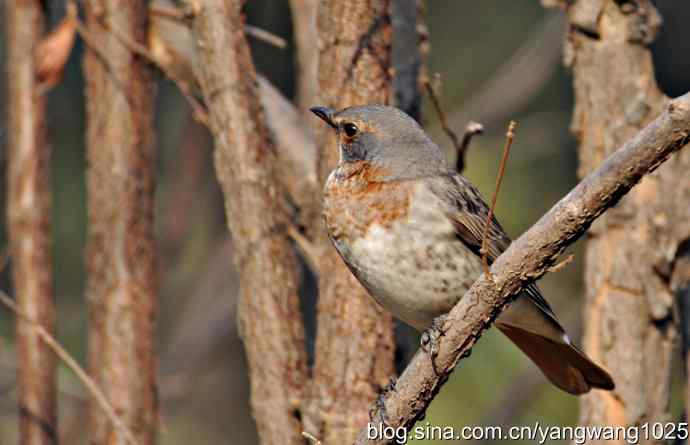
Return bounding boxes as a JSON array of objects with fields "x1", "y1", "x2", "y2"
[{"x1": 1, "y1": 1, "x2": 689, "y2": 443}]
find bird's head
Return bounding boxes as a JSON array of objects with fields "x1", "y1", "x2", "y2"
[{"x1": 310, "y1": 104, "x2": 447, "y2": 180}]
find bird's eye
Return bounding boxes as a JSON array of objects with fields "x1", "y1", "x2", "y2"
[{"x1": 343, "y1": 122, "x2": 359, "y2": 138}]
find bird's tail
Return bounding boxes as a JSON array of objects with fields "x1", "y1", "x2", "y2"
[
  {"x1": 496, "y1": 296, "x2": 614, "y2": 395},
  {"x1": 497, "y1": 323, "x2": 614, "y2": 394}
]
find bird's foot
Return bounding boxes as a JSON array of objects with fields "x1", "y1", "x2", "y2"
[
  {"x1": 369, "y1": 377, "x2": 397, "y2": 426},
  {"x1": 420, "y1": 315, "x2": 448, "y2": 375}
]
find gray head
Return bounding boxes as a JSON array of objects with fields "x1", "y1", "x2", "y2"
[{"x1": 310, "y1": 104, "x2": 448, "y2": 180}]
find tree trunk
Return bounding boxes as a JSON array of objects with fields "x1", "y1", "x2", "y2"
[
  {"x1": 391, "y1": 0, "x2": 424, "y2": 122},
  {"x1": 183, "y1": 1, "x2": 308, "y2": 444},
  {"x1": 83, "y1": 1, "x2": 158, "y2": 443},
  {"x1": 547, "y1": 0, "x2": 690, "y2": 440},
  {"x1": 6, "y1": 1, "x2": 57, "y2": 444},
  {"x1": 675, "y1": 241, "x2": 690, "y2": 423},
  {"x1": 288, "y1": 0, "x2": 319, "y2": 112},
  {"x1": 302, "y1": 2, "x2": 397, "y2": 443}
]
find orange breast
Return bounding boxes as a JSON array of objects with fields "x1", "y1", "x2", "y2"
[{"x1": 323, "y1": 161, "x2": 412, "y2": 245}]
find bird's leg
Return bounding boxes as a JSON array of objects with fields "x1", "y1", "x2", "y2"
[
  {"x1": 369, "y1": 377, "x2": 397, "y2": 426},
  {"x1": 420, "y1": 314, "x2": 448, "y2": 375}
]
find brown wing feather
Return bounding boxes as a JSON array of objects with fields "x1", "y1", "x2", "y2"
[
  {"x1": 427, "y1": 173, "x2": 615, "y2": 394},
  {"x1": 428, "y1": 173, "x2": 559, "y2": 321}
]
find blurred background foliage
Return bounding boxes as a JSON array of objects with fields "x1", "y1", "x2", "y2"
[{"x1": 1, "y1": 0, "x2": 689, "y2": 443}]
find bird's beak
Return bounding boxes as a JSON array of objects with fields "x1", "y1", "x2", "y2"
[{"x1": 310, "y1": 106, "x2": 337, "y2": 129}]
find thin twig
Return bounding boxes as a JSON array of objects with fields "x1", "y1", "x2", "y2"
[
  {"x1": 425, "y1": 74, "x2": 484, "y2": 172},
  {"x1": 424, "y1": 75, "x2": 461, "y2": 151},
  {"x1": 287, "y1": 224, "x2": 321, "y2": 271},
  {"x1": 245, "y1": 25, "x2": 287, "y2": 49},
  {"x1": 148, "y1": 3, "x2": 194, "y2": 21},
  {"x1": 302, "y1": 431, "x2": 323, "y2": 445},
  {"x1": 68, "y1": 0, "x2": 119, "y2": 83},
  {"x1": 99, "y1": 10, "x2": 209, "y2": 124},
  {"x1": 148, "y1": 4, "x2": 286, "y2": 48},
  {"x1": 548, "y1": 253, "x2": 574, "y2": 273},
  {"x1": 0, "y1": 290, "x2": 140, "y2": 445},
  {"x1": 457, "y1": 121, "x2": 484, "y2": 172},
  {"x1": 74, "y1": 0, "x2": 208, "y2": 123},
  {"x1": 480, "y1": 120, "x2": 517, "y2": 279},
  {"x1": 0, "y1": 248, "x2": 9, "y2": 274}
]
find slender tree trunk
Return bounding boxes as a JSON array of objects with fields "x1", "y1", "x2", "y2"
[
  {"x1": 675, "y1": 241, "x2": 690, "y2": 423},
  {"x1": 6, "y1": 2, "x2": 57, "y2": 444},
  {"x1": 546, "y1": 0, "x2": 690, "y2": 440},
  {"x1": 391, "y1": 0, "x2": 424, "y2": 122},
  {"x1": 302, "y1": 2, "x2": 397, "y2": 443},
  {"x1": 83, "y1": 1, "x2": 158, "y2": 443},
  {"x1": 183, "y1": 1, "x2": 308, "y2": 444},
  {"x1": 288, "y1": 0, "x2": 319, "y2": 113}
]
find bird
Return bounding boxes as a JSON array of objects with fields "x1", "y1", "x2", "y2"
[{"x1": 310, "y1": 104, "x2": 614, "y2": 395}]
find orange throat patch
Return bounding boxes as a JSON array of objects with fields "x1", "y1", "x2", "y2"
[{"x1": 323, "y1": 161, "x2": 412, "y2": 244}]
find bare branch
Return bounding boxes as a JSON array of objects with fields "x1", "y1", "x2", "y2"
[
  {"x1": 356, "y1": 92, "x2": 690, "y2": 444},
  {"x1": 149, "y1": 2, "x2": 287, "y2": 48},
  {"x1": 302, "y1": 431, "x2": 323, "y2": 445},
  {"x1": 257, "y1": 75, "x2": 319, "y2": 217},
  {"x1": 34, "y1": 3, "x2": 77, "y2": 92},
  {"x1": 424, "y1": 76, "x2": 461, "y2": 149},
  {"x1": 480, "y1": 121, "x2": 516, "y2": 278},
  {"x1": 145, "y1": 8, "x2": 320, "y2": 215},
  {"x1": 148, "y1": 3, "x2": 193, "y2": 21},
  {"x1": 245, "y1": 24, "x2": 287, "y2": 49},
  {"x1": 91, "y1": 0, "x2": 209, "y2": 123},
  {"x1": 424, "y1": 75, "x2": 484, "y2": 172},
  {"x1": 456, "y1": 121, "x2": 484, "y2": 172},
  {"x1": 0, "y1": 292, "x2": 139, "y2": 445}
]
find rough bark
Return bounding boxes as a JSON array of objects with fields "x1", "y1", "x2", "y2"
[
  {"x1": 182, "y1": 1, "x2": 308, "y2": 444},
  {"x1": 145, "y1": 10, "x2": 321, "y2": 223},
  {"x1": 301, "y1": 2, "x2": 397, "y2": 443},
  {"x1": 6, "y1": 1, "x2": 57, "y2": 444},
  {"x1": 82, "y1": 1, "x2": 158, "y2": 444},
  {"x1": 544, "y1": 1, "x2": 690, "y2": 439},
  {"x1": 288, "y1": 0, "x2": 319, "y2": 112},
  {"x1": 356, "y1": 90, "x2": 690, "y2": 445}
]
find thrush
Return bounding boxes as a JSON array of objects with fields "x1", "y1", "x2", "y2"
[{"x1": 311, "y1": 104, "x2": 614, "y2": 395}]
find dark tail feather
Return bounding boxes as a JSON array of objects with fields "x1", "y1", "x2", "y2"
[{"x1": 497, "y1": 324, "x2": 615, "y2": 395}]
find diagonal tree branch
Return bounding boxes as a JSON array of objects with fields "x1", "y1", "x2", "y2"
[{"x1": 356, "y1": 92, "x2": 690, "y2": 444}]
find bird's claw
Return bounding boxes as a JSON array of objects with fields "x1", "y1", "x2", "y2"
[{"x1": 420, "y1": 315, "x2": 448, "y2": 375}]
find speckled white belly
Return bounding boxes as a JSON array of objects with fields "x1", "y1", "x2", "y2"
[{"x1": 334, "y1": 184, "x2": 484, "y2": 330}]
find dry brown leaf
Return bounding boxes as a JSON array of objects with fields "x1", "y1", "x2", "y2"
[{"x1": 35, "y1": 10, "x2": 77, "y2": 90}]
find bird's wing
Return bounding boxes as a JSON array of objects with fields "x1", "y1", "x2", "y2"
[
  {"x1": 426, "y1": 172, "x2": 558, "y2": 322},
  {"x1": 426, "y1": 173, "x2": 615, "y2": 394}
]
